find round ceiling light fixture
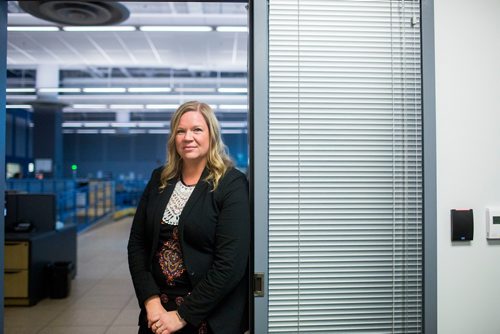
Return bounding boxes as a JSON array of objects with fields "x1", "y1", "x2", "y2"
[{"x1": 18, "y1": 1, "x2": 129, "y2": 26}]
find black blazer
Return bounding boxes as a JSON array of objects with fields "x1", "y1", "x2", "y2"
[{"x1": 128, "y1": 166, "x2": 250, "y2": 334}]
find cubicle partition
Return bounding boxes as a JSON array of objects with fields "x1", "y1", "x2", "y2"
[{"x1": 6, "y1": 179, "x2": 115, "y2": 231}]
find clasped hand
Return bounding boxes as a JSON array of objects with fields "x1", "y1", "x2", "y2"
[
  {"x1": 148, "y1": 309, "x2": 186, "y2": 334},
  {"x1": 145, "y1": 296, "x2": 187, "y2": 334}
]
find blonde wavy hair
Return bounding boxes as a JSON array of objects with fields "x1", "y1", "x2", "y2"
[{"x1": 160, "y1": 101, "x2": 233, "y2": 191}]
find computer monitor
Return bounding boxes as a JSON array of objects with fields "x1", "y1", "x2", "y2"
[{"x1": 5, "y1": 193, "x2": 56, "y2": 233}]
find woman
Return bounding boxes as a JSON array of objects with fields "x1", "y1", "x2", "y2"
[{"x1": 128, "y1": 101, "x2": 250, "y2": 334}]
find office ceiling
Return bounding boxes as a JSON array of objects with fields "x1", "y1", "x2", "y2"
[{"x1": 6, "y1": 1, "x2": 249, "y2": 134}]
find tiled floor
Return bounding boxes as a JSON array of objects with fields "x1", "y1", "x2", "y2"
[{"x1": 4, "y1": 217, "x2": 141, "y2": 334}]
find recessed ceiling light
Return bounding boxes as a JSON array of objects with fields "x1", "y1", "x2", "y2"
[
  {"x1": 219, "y1": 104, "x2": 248, "y2": 110},
  {"x1": 175, "y1": 87, "x2": 216, "y2": 93},
  {"x1": 63, "y1": 26, "x2": 136, "y2": 32},
  {"x1": 83, "y1": 122, "x2": 110, "y2": 128},
  {"x1": 6, "y1": 104, "x2": 32, "y2": 109},
  {"x1": 221, "y1": 129, "x2": 247, "y2": 134},
  {"x1": 139, "y1": 26, "x2": 213, "y2": 32},
  {"x1": 6, "y1": 88, "x2": 36, "y2": 93},
  {"x1": 39, "y1": 88, "x2": 82, "y2": 93},
  {"x1": 216, "y1": 26, "x2": 248, "y2": 33},
  {"x1": 8, "y1": 26, "x2": 60, "y2": 32},
  {"x1": 220, "y1": 121, "x2": 248, "y2": 128},
  {"x1": 218, "y1": 87, "x2": 247, "y2": 93},
  {"x1": 137, "y1": 122, "x2": 166, "y2": 128},
  {"x1": 128, "y1": 87, "x2": 172, "y2": 93},
  {"x1": 83, "y1": 88, "x2": 127, "y2": 93},
  {"x1": 109, "y1": 104, "x2": 144, "y2": 109},
  {"x1": 63, "y1": 122, "x2": 83, "y2": 128},
  {"x1": 146, "y1": 104, "x2": 178, "y2": 109},
  {"x1": 149, "y1": 129, "x2": 170, "y2": 134},
  {"x1": 111, "y1": 122, "x2": 137, "y2": 128},
  {"x1": 72, "y1": 104, "x2": 107, "y2": 109},
  {"x1": 77, "y1": 129, "x2": 100, "y2": 134},
  {"x1": 129, "y1": 129, "x2": 148, "y2": 134}
]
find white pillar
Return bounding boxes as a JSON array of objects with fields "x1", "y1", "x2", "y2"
[{"x1": 36, "y1": 64, "x2": 59, "y2": 101}]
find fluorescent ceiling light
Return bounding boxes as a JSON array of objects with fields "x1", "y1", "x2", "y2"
[
  {"x1": 129, "y1": 129, "x2": 147, "y2": 134},
  {"x1": 101, "y1": 129, "x2": 117, "y2": 134},
  {"x1": 175, "y1": 87, "x2": 216, "y2": 93},
  {"x1": 83, "y1": 88, "x2": 126, "y2": 93},
  {"x1": 111, "y1": 122, "x2": 137, "y2": 128},
  {"x1": 140, "y1": 26, "x2": 212, "y2": 32},
  {"x1": 63, "y1": 26, "x2": 136, "y2": 32},
  {"x1": 6, "y1": 88, "x2": 36, "y2": 93},
  {"x1": 221, "y1": 129, "x2": 247, "y2": 134},
  {"x1": 146, "y1": 104, "x2": 178, "y2": 109},
  {"x1": 216, "y1": 26, "x2": 248, "y2": 33},
  {"x1": 63, "y1": 122, "x2": 83, "y2": 128},
  {"x1": 83, "y1": 122, "x2": 110, "y2": 128},
  {"x1": 72, "y1": 104, "x2": 107, "y2": 109},
  {"x1": 109, "y1": 104, "x2": 144, "y2": 109},
  {"x1": 39, "y1": 87, "x2": 82, "y2": 93},
  {"x1": 219, "y1": 104, "x2": 248, "y2": 110},
  {"x1": 63, "y1": 130, "x2": 75, "y2": 134},
  {"x1": 8, "y1": 26, "x2": 60, "y2": 32},
  {"x1": 220, "y1": 121, "x2": 248, "y2": 128},
  {"x1": 6, "y1": 104, "x2": 32, "y2": 109},
  {"x1": 218, "y1": 87, "x2": 247, "y2": 93},
  {"x1": 137, "y1": 122, "x2": 166, "y2": 128},
  {"x1": 77, "y1": 129, "x2": 100, "y2": 134},
  {"x1": 128, "y1": 87, "x2": 172, "y2": 93},
  {"x1": 149, "y1": 129, "x2": 170, "y2": 134}
]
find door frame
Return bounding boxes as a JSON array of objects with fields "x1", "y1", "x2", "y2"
[{"x1": 248, "y1": 0, "x2": 269, "y2": 332}]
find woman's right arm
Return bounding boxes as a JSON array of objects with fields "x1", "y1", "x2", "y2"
[
  {"x1": 127, "y1": 169, "x2": 186, "y2": 332},
  {"x1": 127, "y1": 169, "x2": 162, "y2": 307}
]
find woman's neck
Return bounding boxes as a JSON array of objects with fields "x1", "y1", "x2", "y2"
[{"x1": 181, "y1": 160, "x2": 206, "y2": 185}]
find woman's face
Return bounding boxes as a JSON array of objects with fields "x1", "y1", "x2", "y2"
[{"x1": 175, "y1": 111, "x2": 210, "y2": 165}]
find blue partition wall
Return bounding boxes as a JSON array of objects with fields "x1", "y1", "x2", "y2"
[{"x1": 63, "y1": 132, "x2": 248, "y2": 179}]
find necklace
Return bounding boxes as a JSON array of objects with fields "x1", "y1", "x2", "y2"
[{"x1": 181, "y1": 175, "x2": 198, "y2": 187}]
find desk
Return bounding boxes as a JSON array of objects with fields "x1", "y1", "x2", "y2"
[{"x1": 4, "y1": 224, "x2": 77, "y2": 306}]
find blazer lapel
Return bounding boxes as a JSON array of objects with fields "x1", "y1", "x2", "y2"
[
  {"x1": 153, "y1": 179, "x2": 176, "y2": 225},
  {"x1": 150, "y1": 177, "x2": 177, "y2": 258}
]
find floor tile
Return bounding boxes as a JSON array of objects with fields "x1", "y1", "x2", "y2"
[
  {"x1": 69, "y1": 294, "x2": 131, "y2": 310},
  {"x1": 106, "y1": 326, "x2": 140, "y2": 334},
  {"x1": 5, "y1": 327, "x2": 44, "y2": 334},
  {"x1": 124, "y1": 295, "x2": 140, "y2": 310},
  {"x1": 38, "y1": 326, "x2": 108, "y2": 334},
  {"x1": 4, "y1": 308, "x2": 60, "y2": 328},
  {"x1": 112, "y1": 308, "x2": 140, "y2": 326},
  {"x1": 48, "y1": 305, "x2": 122, "y2": 327}
]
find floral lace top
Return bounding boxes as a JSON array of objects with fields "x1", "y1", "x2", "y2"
[
  {"x1": 162, "y1": 180, "x2": 196, "y2": 226},
  {"x1": 152, "y1": 180, "x2": 195, "y2": 290}
]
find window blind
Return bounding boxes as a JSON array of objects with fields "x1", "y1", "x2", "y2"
[{"x1": 268, "y1": 0, "x2": 422, "y2": 332}]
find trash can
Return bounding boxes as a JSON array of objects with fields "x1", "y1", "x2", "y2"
[{"x1": 48, "y1": 261, "x2": 73, "y2": 299}]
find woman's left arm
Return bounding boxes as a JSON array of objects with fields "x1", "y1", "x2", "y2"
[{"x1": 177, "y1": 171, "x2": 250, "y2": 326}]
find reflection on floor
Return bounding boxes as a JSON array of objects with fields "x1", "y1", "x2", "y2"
[{"x1": 4, "y1": 217, "x2": 140, "y2": 334}]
